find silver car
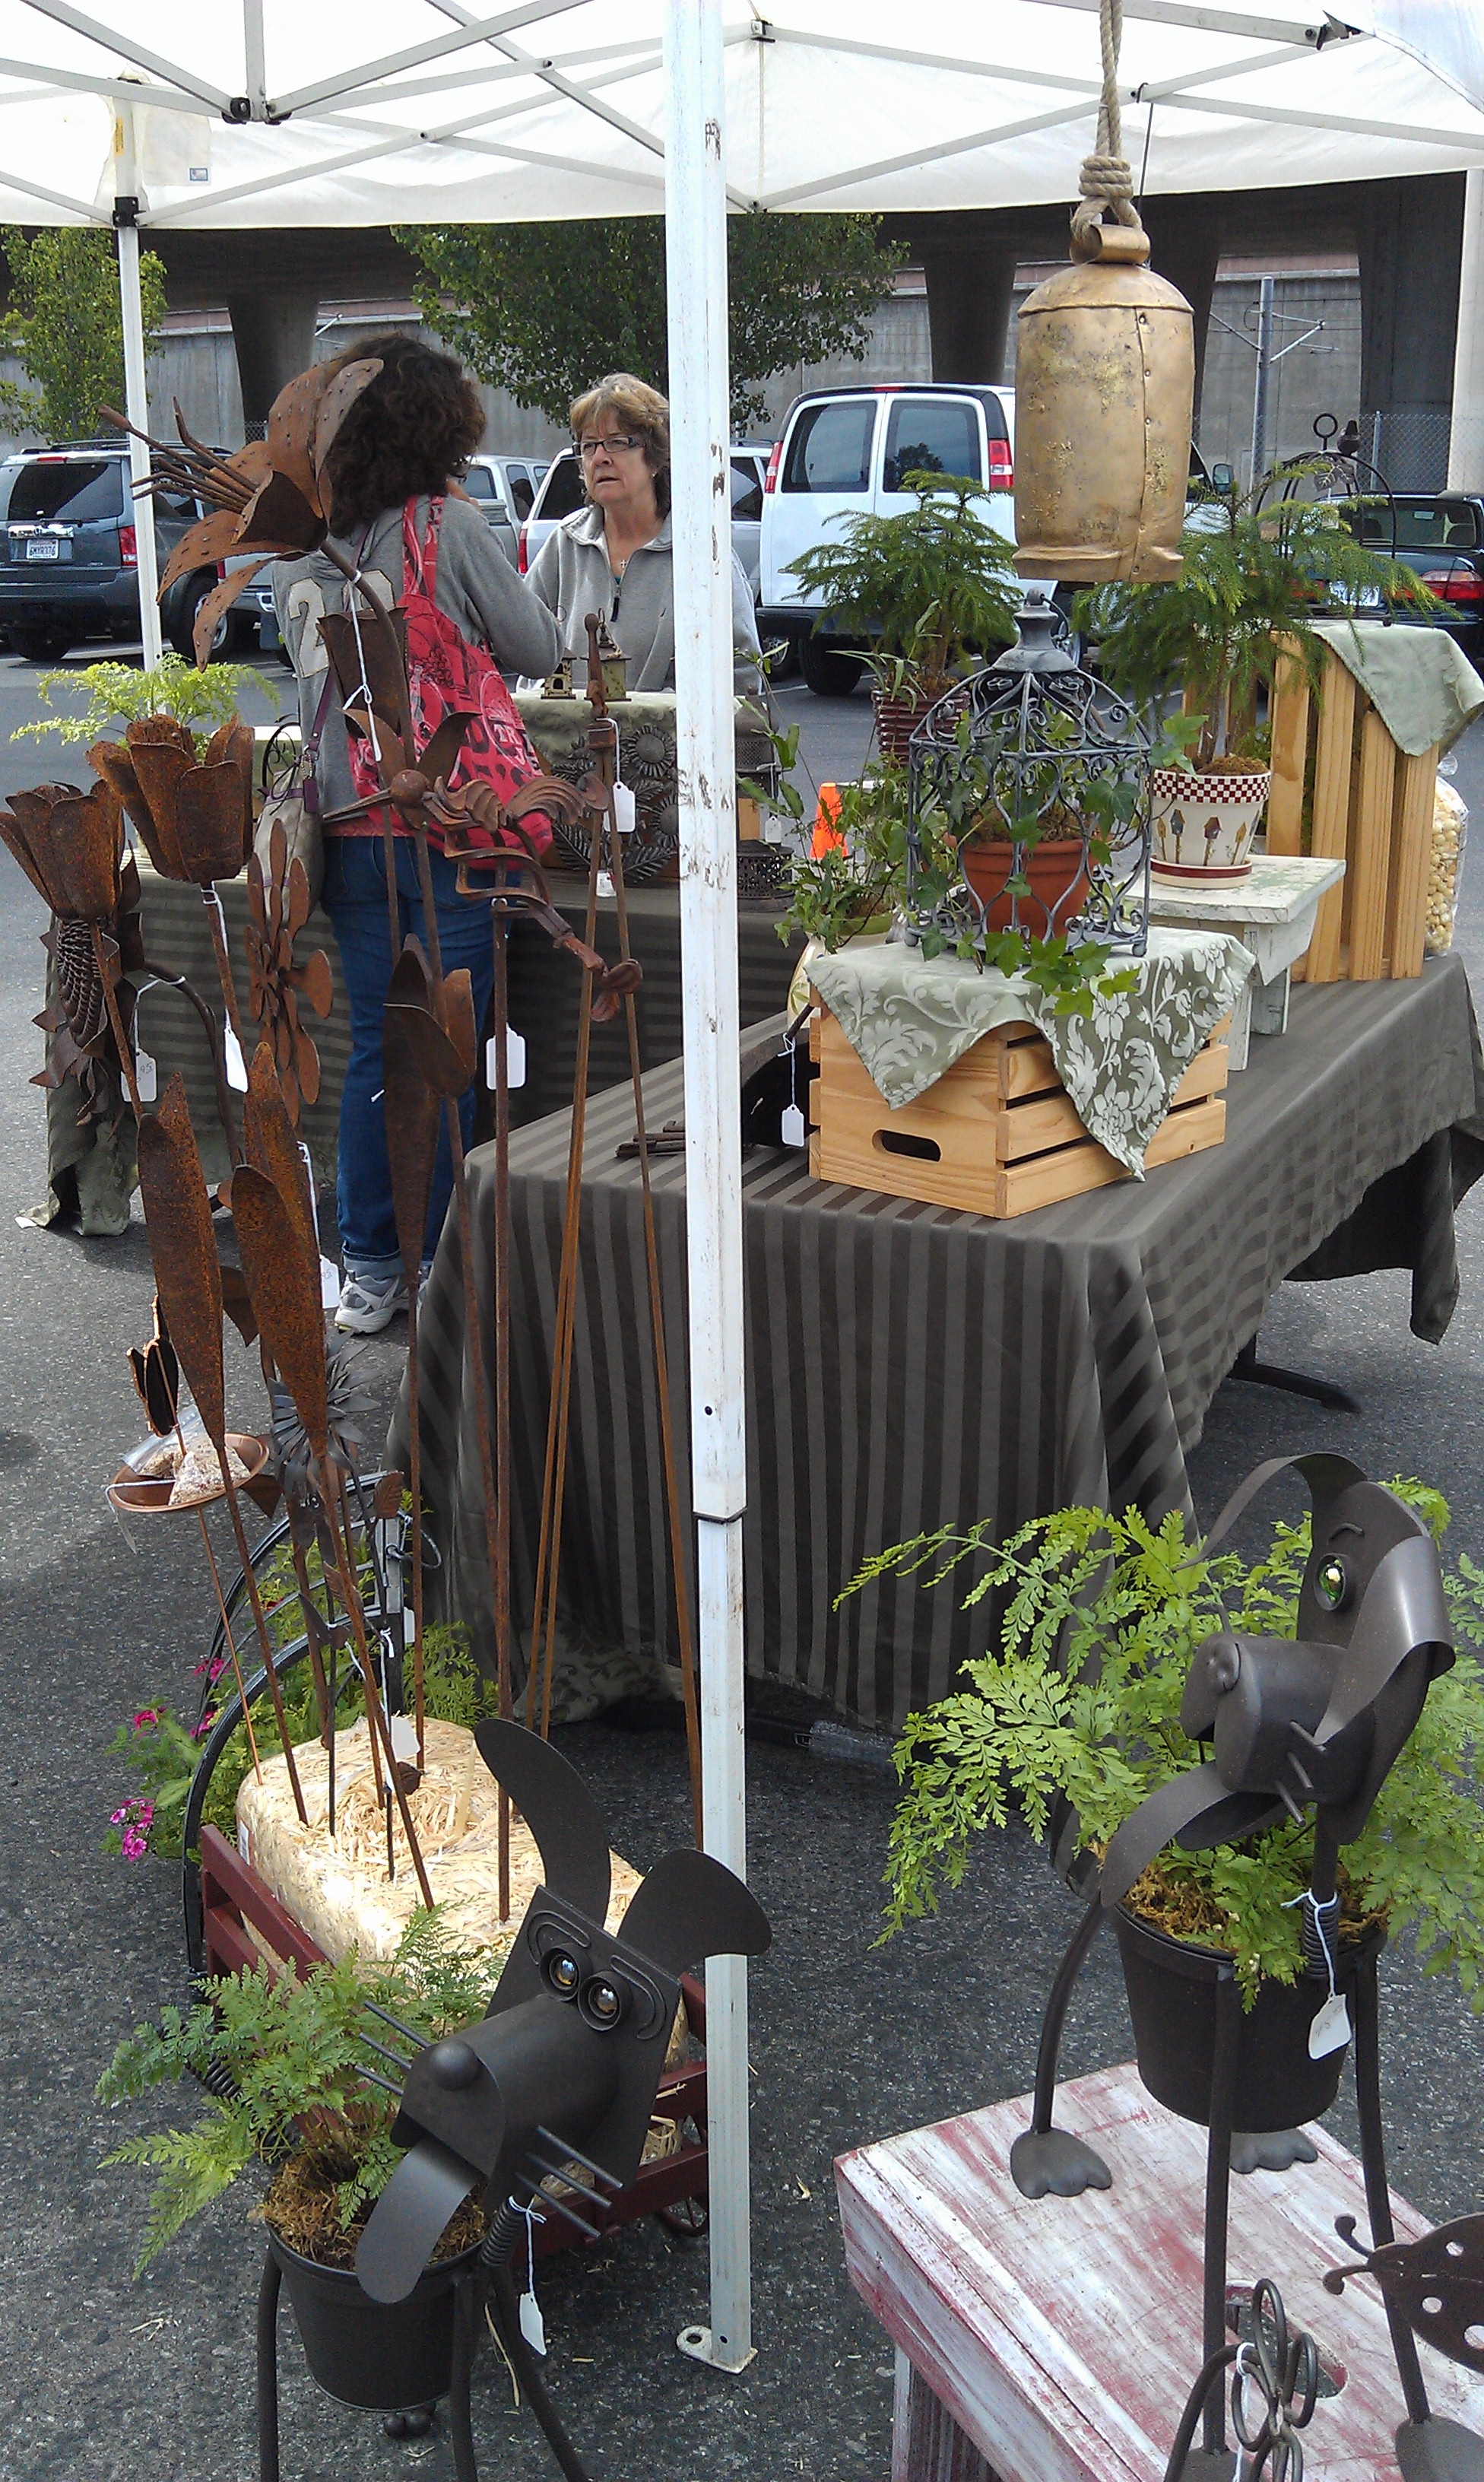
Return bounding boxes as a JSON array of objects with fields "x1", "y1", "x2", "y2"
[{"x1": 462, "y1": 452, "x2": 550, "y2": 569}]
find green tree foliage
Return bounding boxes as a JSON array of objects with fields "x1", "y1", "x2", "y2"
[
  {"x1": 0, "y1": 224, "x2": 167, "y2": 441},
  {"x1": 396, "y1": 210, "x2": 906, "y2": 428}
]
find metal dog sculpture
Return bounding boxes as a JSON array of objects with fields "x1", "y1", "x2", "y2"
[{"x1": 1007, "y1": 1456, "x2": 1467, "y2": 2480}]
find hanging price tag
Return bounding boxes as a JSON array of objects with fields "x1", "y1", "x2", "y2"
[
  {"x1": 224, "y1": 1024, "x2": 248, "y2": 1091},
  {"x1": 612, "y1": 782, "x2": 636, "y2": 835},
  {"x1": 597, "y1": 869, "x2": 615, "y2": 898},
  {"x1": 134, "y1": 1047, "x2": 157, "y2": 1103},
  {"x1": 519, "y1": 2290, "x2": 547, "y2": 2355},
  {"x1": 779, "y1": 1103, "x2": 806, "y2": 1148},
  {"x1": 320, "y1": 1258, "x2": 341, "y2": 1311},
  {"x1": 1308, "y1": 1992, "x2": 1350, "y2": 2059},
  {"x1": 388, "y1": 1712, "x2": 420, "y2": 1766},
  {"x1": 485, "y1": 1029, "x2": 527, "y2": 1090}
]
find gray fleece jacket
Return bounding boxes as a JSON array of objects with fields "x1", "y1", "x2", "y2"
[
  {"x1": 525, "y1": 504, "x2": 761, "y2": 694},
  {"x1": 272, "y1": 494, "x2": 561, "y2": 817}
]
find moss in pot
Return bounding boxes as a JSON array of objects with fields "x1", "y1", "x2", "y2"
[
  {"x1": 1077, "y1": 475, "x2": 1435, "y2": 879},
  {"x1": 850, "y1": 1488, "x2": 1484, "y2": 2084}
]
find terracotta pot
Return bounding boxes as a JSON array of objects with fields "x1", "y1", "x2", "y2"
[
  {"x1": 1114, "y1": 1905, "x2": 1384, "y2": 2133},
  {"x1": 960, "y1": 833, "x2": 1089, "y2": 934},
  {"x1": 1150, "y1": 765, "x2": 1269, "y2": 880}
]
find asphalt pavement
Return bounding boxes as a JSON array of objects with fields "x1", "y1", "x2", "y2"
[{"x1": 2, "y1": 645, "x2": 1483, "y2": 2480}]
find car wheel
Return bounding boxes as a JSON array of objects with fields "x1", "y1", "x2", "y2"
[
  {"x1": 169, "y1": 573, "x2": 233, "y2": 664},
  {"x1": 14, "y1": 625, "x2": 69, "y2": 663},
  {"x1": 799, "y1": 636, "x2": 864, "y2": 697}
]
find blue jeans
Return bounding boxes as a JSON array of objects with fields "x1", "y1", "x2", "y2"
[{"x1": 321, "y1": 835, "x2": 494, "y2": 1278}]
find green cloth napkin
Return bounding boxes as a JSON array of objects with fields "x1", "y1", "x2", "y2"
[
  {"x1": 811, "y1": 927, "x2": 1254, "y2": 1176},
  {"x1": 1311, "y1": 618, "x2": 1484, "y2": 757}
]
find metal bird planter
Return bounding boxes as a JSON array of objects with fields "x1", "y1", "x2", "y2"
[{"x1": 1008, "y1": 1452, "x2": 1474, "y2": 2480}]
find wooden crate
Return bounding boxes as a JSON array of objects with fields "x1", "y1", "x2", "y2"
[
  {"x1": 807, "y1": 1006, "x2": 1226, "y2": 1217},
  {"x1": 1267, "y1": 640, "x2": 1436, "y2": 983},
  {"x1": 197, "y1": 1824, "x2": 712, "y2": 2258}
]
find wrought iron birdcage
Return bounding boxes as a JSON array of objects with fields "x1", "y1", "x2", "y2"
[{"x1": 904, "y1": 591, "x2": 1153, "y2": 961}]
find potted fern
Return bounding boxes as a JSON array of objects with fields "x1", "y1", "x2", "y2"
[
  {"x1": 854, "y1": 1487, "x2": 1484, "y2": 2125},
  {"x1": 784, "y1": 473, "x2": 1020, "y2": 757},
  {"x1": 1081, "y1": 483, "x2": 1432, "y2": 878},
  {"x1": 97, "y1": 1918, "x2": 493, "y2": 2412}
]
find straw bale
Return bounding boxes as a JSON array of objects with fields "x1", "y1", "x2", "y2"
[{"x1": 236, "y1": 1717, "x2": 646, "y2": 1969}]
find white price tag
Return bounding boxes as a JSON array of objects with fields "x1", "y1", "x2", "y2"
[
  {"x1": 134, "y1": 1047, "x2": 157, "y2": 1103},
  {"x1": 519, "y1": 2290, "x2": 547, "y2": 2357},
  {"x1": 484, "y1": 1029, "x2": 527, "y2": 1090},
  {"x1": 224, "y1": 1024, "x2": 248, "y2": 1091},
  {"x1": 779, "y1": 1103, "x2": 806, "y2": 1148},
  {"x1": 320, "y1": 1256, "x2": 341, "y2": 1310},
  {"x1": 1308, "y1": 1992, "x2": 1350, "y2": 2059},
  {"x1": 597, "y1": 869, "x2": 615, "y2": 898},
  {"x1": 389, "y1": 1712, "x2": 420, "y2": 1765},
  {"x1": 612, "y1": 782, "x2": 636, "y2": 835}
]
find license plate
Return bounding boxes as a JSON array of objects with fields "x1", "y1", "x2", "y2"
[{"x1": 25, "y1": 536, "x2": 59, "y2": 561}]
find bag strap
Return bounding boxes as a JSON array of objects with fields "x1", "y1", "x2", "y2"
[{"x1": 298, "y1": 671, "x2": 336, "y2": 816}]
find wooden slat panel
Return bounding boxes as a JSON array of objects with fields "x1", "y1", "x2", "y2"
[
  {"x1": 815, "y1": 1089, "x2": 1225, "y2": 1217},
  {"x1": 1305, "y1": 655, "x2": 1356, "y2": 982},
  {"x1": 1350, "y1": 706, "x2": 1397, "y2": 979},
  {"x1": 1265, "y1": 639, "x2": 1309, "y2": 855},
  {"x1": 1387, "y1": 747, "x2": 1437, "y2": 980},
  {"x1": 816, "y1": 1007, "x2": 1052, "y2": 1104},
  {"x1": 199, "y1": 1823, "x2": 329, "y2": 1976}
]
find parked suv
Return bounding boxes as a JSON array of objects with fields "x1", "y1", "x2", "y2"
[
  {"x1": 1350, "y1": 493, "x2": 1484, "y2": 661},
  {"x1": 758, "y1": 383, "x2": 1026, "y2": 694},
  {"x1": 0, "y1": 444, "x2": 227, "y2": 662},
  {"x1": 518, "y1": 443, "x2": 772, "y2": 592},
  {"x1": 462, "y1": 452, "x2": 550, "y2": 567}
]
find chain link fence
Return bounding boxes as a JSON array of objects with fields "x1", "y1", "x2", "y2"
[{"x1": 1361, "y1": 405, "x2": 1456, "y2": 494}]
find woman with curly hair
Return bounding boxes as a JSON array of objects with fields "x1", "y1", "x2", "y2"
[
  {"x1": 274, "y1": 332, "x2": 560, "y2": 1333},
  {"x1": 527, "y1": 371, "x2": 759, "y2": 691}
]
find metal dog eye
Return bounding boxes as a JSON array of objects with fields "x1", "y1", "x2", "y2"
[
  {"x1": 543, "y1": 1950, "x2": 581, "y2": 2000},
  {"x1": 578, "y1": 1976, "x2": 627, "y2": 2031},
  {"x1": 1314, "y1": 1556, "x2": 1350, "y2": 1611}
]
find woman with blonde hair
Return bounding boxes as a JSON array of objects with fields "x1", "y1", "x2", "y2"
[{"x1": 526, "y1": 371, "x2": 760, "y2": 692}]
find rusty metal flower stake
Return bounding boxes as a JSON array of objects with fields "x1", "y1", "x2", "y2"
[{"x1": 245, "y1": 821, "x2": 332, "y2": 1125}]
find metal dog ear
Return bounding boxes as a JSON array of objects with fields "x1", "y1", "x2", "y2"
[
  {"x1": 616, "y1": 1849, "x2": 772, "y2": 1977},
  {"x1": 472, "y1": 1719, "x2": 611, "y2": 1923},
  {"x1": 1197, "y1": 1451, "x2": 1368, "y2": 1563}
]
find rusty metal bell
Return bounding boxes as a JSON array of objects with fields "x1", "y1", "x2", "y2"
[{"x1": 1013, "y1": 221, "x2": 1194, "y2": 585}]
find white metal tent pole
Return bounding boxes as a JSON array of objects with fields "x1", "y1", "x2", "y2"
[
  {"x1": 664, "y1": 0, "x2": 754, "y2": 2379},
  {"x1": 1448, "y1": 167, "x2": 1484, "y2": 488},
  {"x1": 115, "y1": 106, "x2": 162, "y2": 668}
]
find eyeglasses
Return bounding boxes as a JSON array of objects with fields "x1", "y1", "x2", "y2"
[{"x1": 578, "y1": 434, "x2": 643, "y2": 459}]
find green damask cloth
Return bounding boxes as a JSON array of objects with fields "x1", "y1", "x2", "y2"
[
  {"x1": 1311, "y1": 618, "x2": 1484, "y2": 757},
  {"x1": 811, "y1": 927, "x2": 1254, "y2": 1176}
]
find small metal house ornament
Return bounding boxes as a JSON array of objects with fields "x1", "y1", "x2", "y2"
[{"x1": 1012, "y1": 3, "x2": 1194, "y2": 582}]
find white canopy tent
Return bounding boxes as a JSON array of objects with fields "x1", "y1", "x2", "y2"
[{"x1": 2, "y1": 0, "x2": 1482, "y2": 2376}]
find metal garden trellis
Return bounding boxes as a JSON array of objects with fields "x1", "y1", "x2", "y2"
[{"x1": 0, "y1": 0, "x2": 1481, "y2": 2382}]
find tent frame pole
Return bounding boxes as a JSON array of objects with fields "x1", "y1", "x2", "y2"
[
  {"x1": 664, "y1": 0, "x2": 755, "y2": 2379},
  {"x1": 1449, "y1": 166, "x2": 1484, "y2": 490},
  {"x1": 115, "y1": 104, "x2": 163, "y2": 671}
]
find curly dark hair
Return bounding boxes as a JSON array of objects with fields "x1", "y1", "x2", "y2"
[{"x1": 320, "y1": 332, "x2": 485, "y2": 535}]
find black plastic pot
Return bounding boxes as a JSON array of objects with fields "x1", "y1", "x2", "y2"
[
  {"x1": 269, "y1": 2229, "x2": 479, "y2": 2411},
  {"x1": 1113, "y1": 1905, "x2": 1385, "y2": 2133}
]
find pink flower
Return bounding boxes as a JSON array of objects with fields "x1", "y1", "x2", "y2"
[
  {"x1": 132, "y1": 1709, "x2": 160, "y2": 1731},
  {"x1": 208, "y1": 1654, "x2": 228, "y2": 1682},
  {"x1": 194, "y1": 1711, "x2": 217, "y2": 1740},
  {"x1": 109, "y1": 1805, "x2": 130, "y2": 1824},
  {"x1": 121, "y1": 1827, "x2": 148, "y2": 1859},
  {"x1": 136, "y1": 1800, "x2": 155, "y2": 1824}
]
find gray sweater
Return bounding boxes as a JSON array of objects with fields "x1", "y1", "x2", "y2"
[
  {"x1": 525, "y1": 504, "x2": 761, "y2": 694},
  {"x1": 272, "y1": 494, "x2": 561, "y2": 818}
]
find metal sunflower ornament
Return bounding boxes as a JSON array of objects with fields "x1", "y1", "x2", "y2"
[{"x1": 246, "y1": 820, "x2": 333, "y2": 1125}]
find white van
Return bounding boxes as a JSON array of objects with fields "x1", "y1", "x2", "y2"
[{"x1": 758, "y1": 382, "x2": 1019, "y2": 694}]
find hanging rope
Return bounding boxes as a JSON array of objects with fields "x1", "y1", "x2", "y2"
[{"x1": 1071, "y1": 0, "x2": 1143, "y2": 253}]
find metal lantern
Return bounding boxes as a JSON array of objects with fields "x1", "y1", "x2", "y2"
[
  {"x1": 905, "y1": 591, "x2": 1152, "y2": 962},
  {"x1": 1013, "y1": 224, "x2": 1194, "y2": 585}
]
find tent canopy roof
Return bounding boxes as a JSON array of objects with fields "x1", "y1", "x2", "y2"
[{"x1": 0, "y1": 2, "x2": 1479, "y2": 232}]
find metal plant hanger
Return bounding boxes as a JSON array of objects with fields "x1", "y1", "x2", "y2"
[
  {"x1": 248, "y1": 1719, "x2": 771, "y2": 2482},
  {"x1": 1007, "y1": 1454, "x2": 1474, "y2": 2480},
  {"x1": 1164, "y1": 2277, "x2": 1324, "y2": 2482},
  {"x1": 0, "y1": 778, "x2": 142, "y2": 1128},
  {"x1": 904, "y1": 589, "x2": 1153, "y2": 966}
]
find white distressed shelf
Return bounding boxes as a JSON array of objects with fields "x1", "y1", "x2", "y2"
[{"x1": 1148, "y1": 853, "x2": 1347, "y2": 1068}]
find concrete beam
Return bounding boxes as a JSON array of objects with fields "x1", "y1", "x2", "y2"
[
  {"x1": 919, "y1": 245, "x2": 1020, "y2": 383},
  {"x1": 1138, "y1": 198, "x2": 1222, "y2": 427},
  {"x1": 227, "y1": 290, "x2": 322, "y2": 432},
  {"x1": 1356, "y1": 173, "x2": 1465, "y2": 489}
]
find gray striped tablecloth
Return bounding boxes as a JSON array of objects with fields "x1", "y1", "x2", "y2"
[{"x1": 398, "y1": 954, "x2": 1484, "y2": 1733}]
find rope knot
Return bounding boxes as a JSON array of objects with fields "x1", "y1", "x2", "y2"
[{"x1": 1079, "y1": 154, "x2": 1134, "y2": 204}]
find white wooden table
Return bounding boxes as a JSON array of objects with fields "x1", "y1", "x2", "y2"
[
  {"x1": 835, "y1": 2061, "x2": 1484, "y2": 2482},
  {"x1": 1147, "y1": 854, "x2": 1346, "y2": 1069}
]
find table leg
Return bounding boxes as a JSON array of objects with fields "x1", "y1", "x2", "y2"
[
  {"x1": 892, "y1": 2350, "x2": 1005, "y2": 2482},
  {"x1": 1248, "y1": 966, "x2": 1291, "y2": 1039}
]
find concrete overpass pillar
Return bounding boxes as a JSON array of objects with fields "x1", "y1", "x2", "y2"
[
  {"x1": 1357, "y1": 174, "x2": 1465, "y2": 490},
  {"x1": 1138, "y1": 200, "x2": 1222, "y2": 430},
  {"x1": 227, "y1": 289, "x2": 322, "y2": 436},
  {"x1": 920, "y1": 246, "x2": 1019, "y2": 383},
  {"x1": 1449, "y1": 169, "x2": 1484, "y2": 490}
]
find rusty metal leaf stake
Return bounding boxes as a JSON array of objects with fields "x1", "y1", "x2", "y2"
[
  {"x1": 246, "y1": 820, "x2": 332, "y2": 1125},
  {"x1": 230, "y1": 1162, "x2": 434, "y2": 1907},
  {"x1": 382, "y1": 999, "x2": 441, "y2": 1766},
  {"x1": 134, "y1": 1074, "x2": 306, "y2": 1820}
]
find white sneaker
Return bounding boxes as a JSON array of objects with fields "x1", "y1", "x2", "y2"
[{"x1": 334, "y1": 1271, "x2": 409, "y2": 1334}]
